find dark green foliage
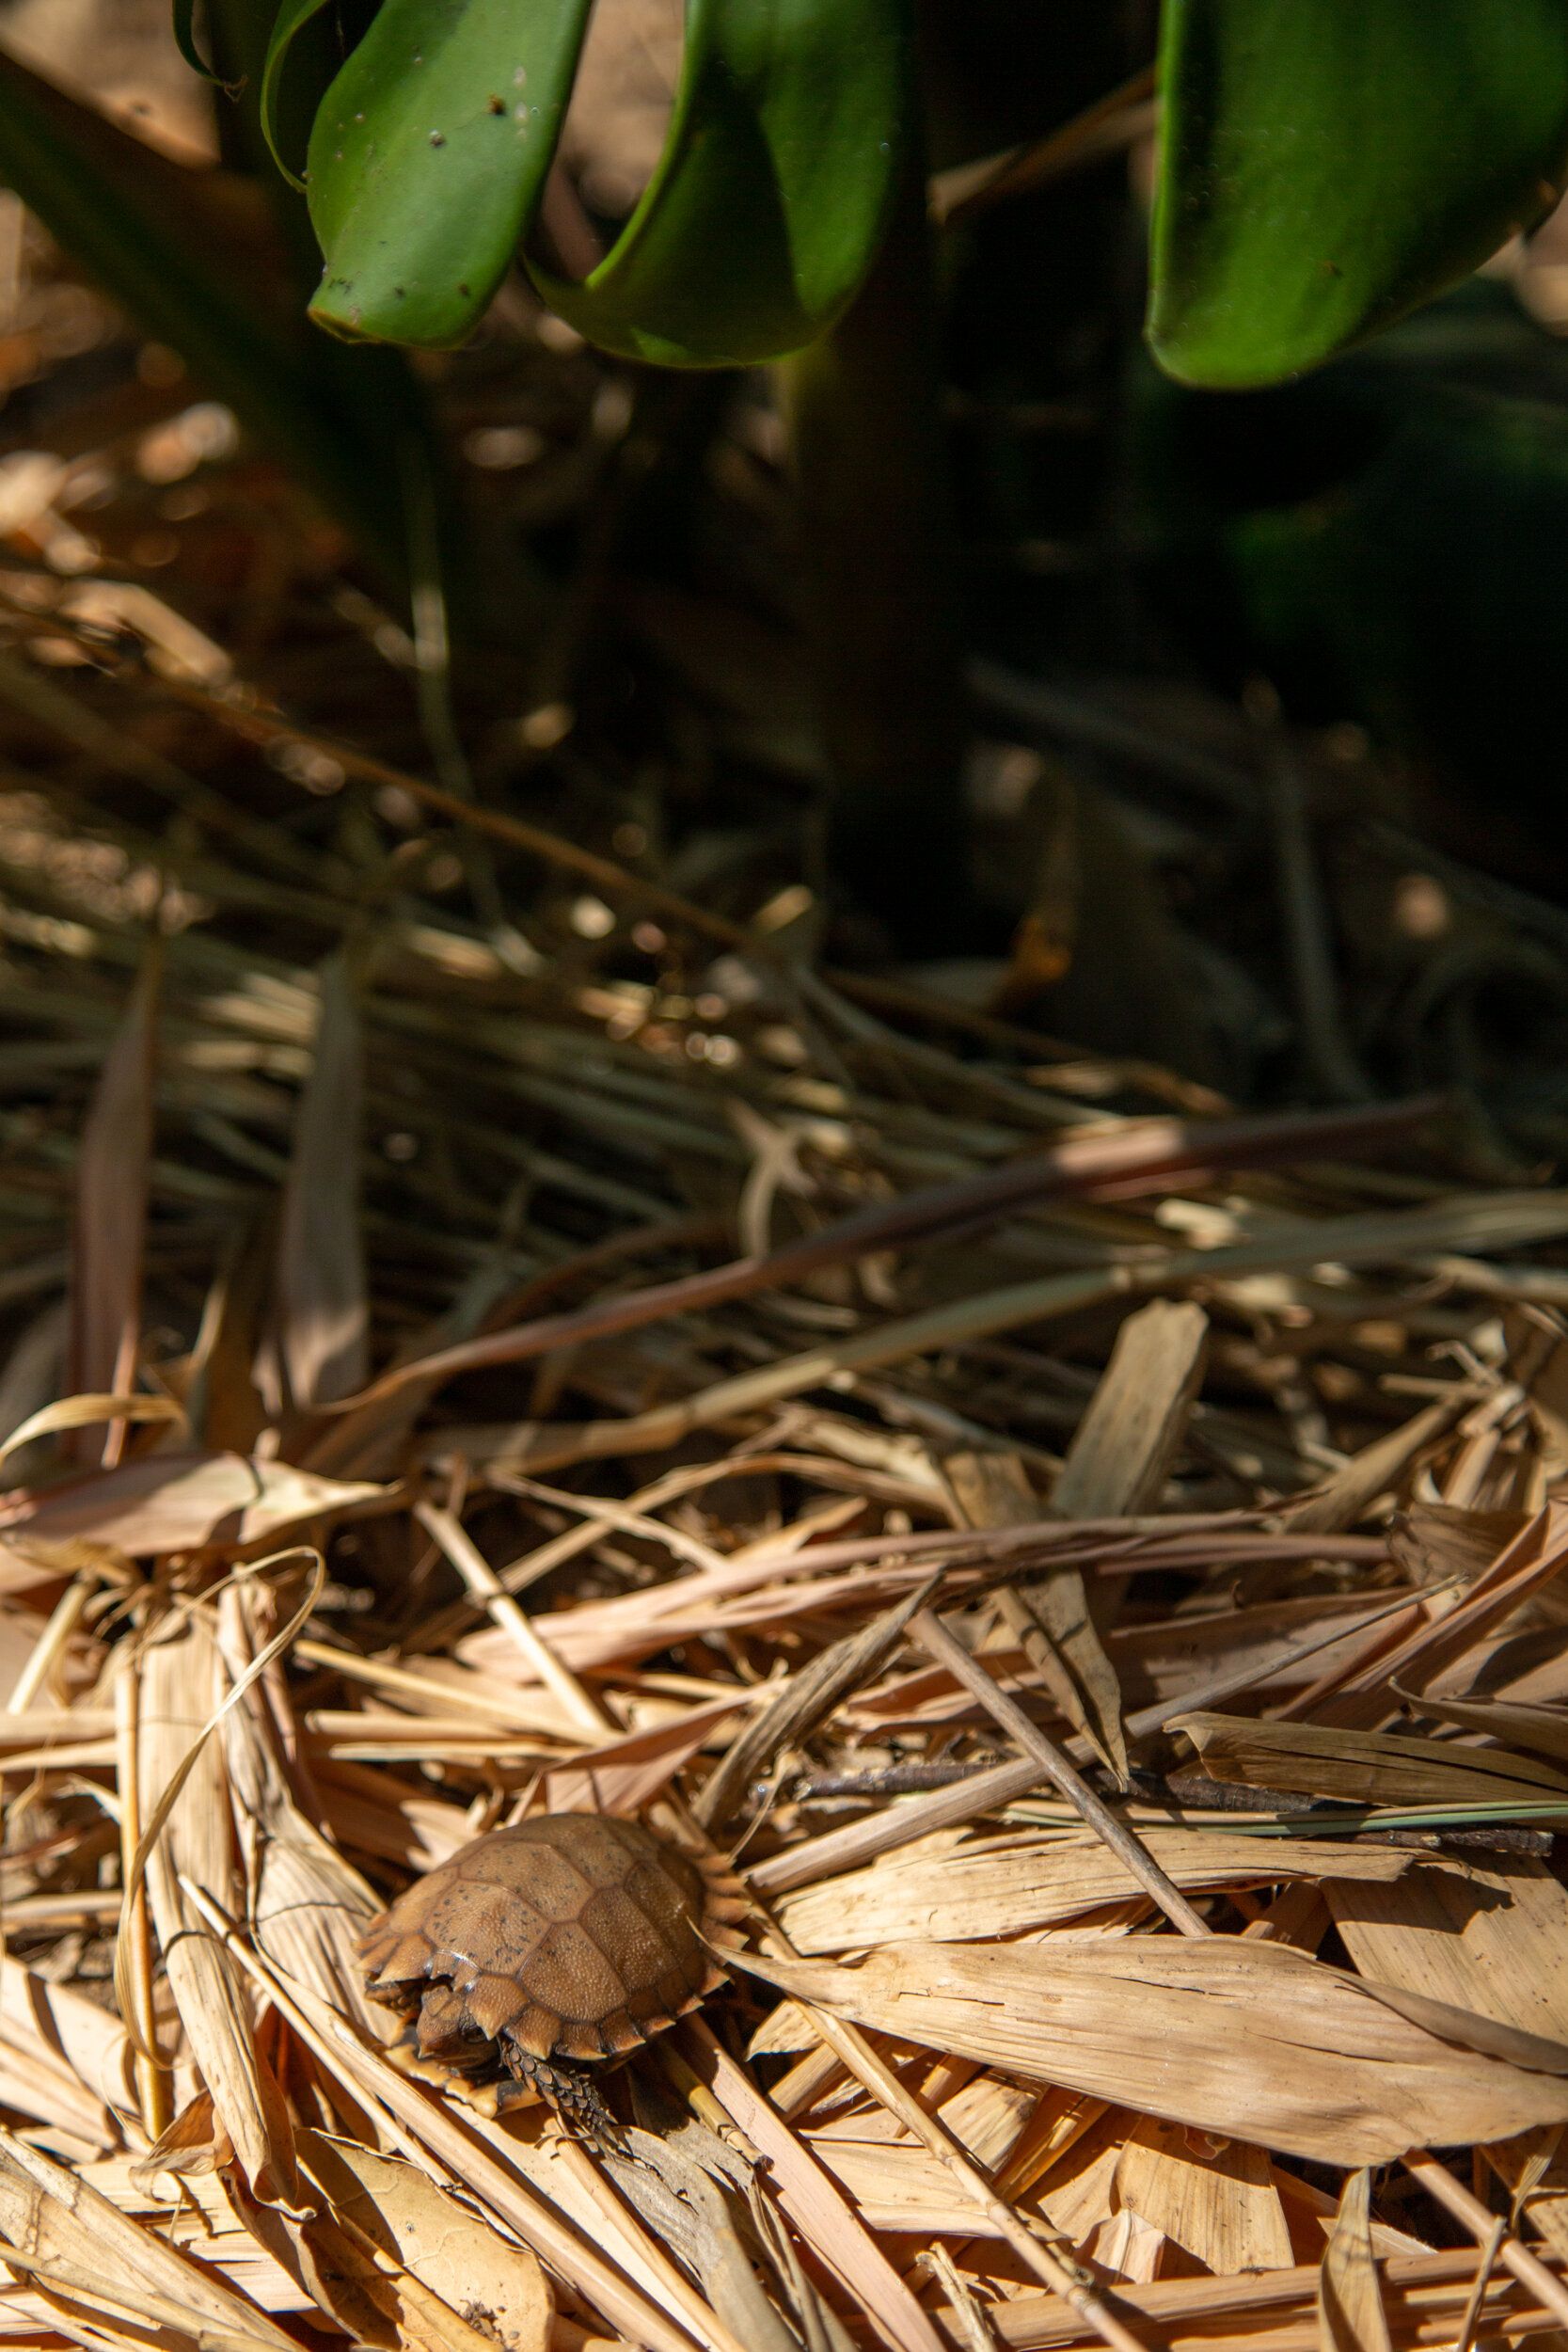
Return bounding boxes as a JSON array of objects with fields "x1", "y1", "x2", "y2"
[{"x1": 1149, "y1": 0, "x2": 1568, "y2": 385}]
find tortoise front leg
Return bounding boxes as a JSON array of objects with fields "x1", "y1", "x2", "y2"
[{"x1": 501, "y1": 2046, "x2": 621, "y2": 2147}]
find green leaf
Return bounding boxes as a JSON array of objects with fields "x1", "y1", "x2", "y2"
[
  {"x1": 1148, "y1": 0, "x2": 1568, "y2": 388},
  {"x1": 260, "y1": 0, "x2": 339, "y2": 187},
  {"x1": 303, "y1": 0, "x2": 908, "y2": 366},
  {"x1": 306, "y1": 0, "x2": 594, "y2": 348},
  {"x1": 534, "y1": 0, "x2": 910, "y2": 368},
  {"x1": 172, "y1": 0, "x2": 221, "y2": 81}
]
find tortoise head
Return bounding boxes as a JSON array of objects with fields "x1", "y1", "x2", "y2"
[{"x1": 414, "y1": 1983, "x2": 497, "y2": 2074}]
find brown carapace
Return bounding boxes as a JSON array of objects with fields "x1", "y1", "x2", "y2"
[{"x1": 358, "y1": 1813, "x2": 746, "y2": 2132}]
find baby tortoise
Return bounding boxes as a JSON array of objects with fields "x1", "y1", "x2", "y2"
[{"x1": 359, "y1": 1813, "x2": 746, "y2": 2133}]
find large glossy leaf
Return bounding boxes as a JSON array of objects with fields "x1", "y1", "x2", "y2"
[
  {"x1": 535, "y1": 0, "x2": 909, "y2": 367},
  {"x1": 304, "y1": 0, "x2": 594, "y2": 348},
  {"x1": 303, "y1": 0, "x2": 908, "y2": 367},
  {"x1": 1148, "y1": 0, "x2": 1568, "y2": 388}
]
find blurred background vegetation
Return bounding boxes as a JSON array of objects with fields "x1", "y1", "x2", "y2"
[{"x1": 2, "y1": 0, "x2": 1568, "y2": 1142}]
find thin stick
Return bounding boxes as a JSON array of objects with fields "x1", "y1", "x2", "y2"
[
  {"x1": 1403, "y1": 2149, "x2": 1568, "y2": 2331},
  {"x1": 916, "y1": 2243, "x2": 1006, "y2": 2352},
  {"x1": 112, "y1": 1655, "x2": 169, "y2": 2138},
  {"x1": 6, "y1": 1570, "x2": 96, "y2": 1714},
  {"x1": 293, "y1": 1635, "x2": 571, "y2": 1726},
  {"x1": 934, "y1": 65, "x2": 1158, "y2": 226},
  {"x1": 910, "y1": 1608, "x2": 1211, "y2": 1937},
  {"x1": 1454, "y1": 2215, "x2": 1508, "y2": 2352},
  {"x1": 414, "y1": 1502, "x2": 613, "y2": 1739},
  {"x1": 1264, "y1": 731, "x2": 1372, "y2": 1104}
]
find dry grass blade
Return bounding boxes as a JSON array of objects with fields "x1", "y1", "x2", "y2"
[
  {"x1": 1397, "y1": 1686, "x2": 1568, "y2": 1765},
  {"x1": 112, "y1": 1650, "x2": 166, "y2": 2143},
  {"x1": 3, "y1": 1449, "x2": 386, "y2": 1557},
  {"x1": 1309, "y1": 1501, "x2": 1568, "y2": 1725},
  {"x1": 948, "y1": 1450, "x2": 1130, "y2": 1784},
  {"x1": 68, "y1": 947, "x2": 158, "y2": 1462},
  {"x1": 215, "y1": 1583, "x2": 381, "y2": 2022},
  {"x1": 1323, "y1": 1857, "x2": 1568, "y2": 2074},
  {"x1": 275, "y1": 953, "x2": 368, "y2": 1410},
  {"x1": 693, "y1": 1577, "x2": 937, "y2": 1832},
  {"x1": 774, "y1": 1828, "x2": 1424, "y2": 1950},
  {"x1": 0, "y1": 1956, "x2": 135, "y2": 2156},
  {"x1": 131, "y1": 1613, "x2": 301, "y2": 2209},
  {"x1": 949, "y1": 1303, "x2": 1204, "y2": 1789},
  {"x1": 1174, "y1": 1711, "x2": 1568, "y2": 1807},
  {"x1": 0, "y1": 1392, "x2": 184, "y2": 1472},
  {"x1": 1319, "y1": 2169, "x2": 1392, "y2": 2352},
  {"x1": 1050, "y1": 1300, "x2": 1210, "y2": 1522}
]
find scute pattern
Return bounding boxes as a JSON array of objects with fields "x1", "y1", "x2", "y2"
[{"x1": 359, "y1": 1813, "x2": 721, "y2": 2082}]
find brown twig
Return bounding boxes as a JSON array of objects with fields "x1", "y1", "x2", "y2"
[
  {"x1": 933, "y1": 65, "x2": 1159, "y2": 227},
  {"x1": 414, "y1": 1500, "x2": 612, "y2": 1739}
]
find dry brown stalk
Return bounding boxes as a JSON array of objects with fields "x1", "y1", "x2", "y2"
[
  {"x1": 109, "y1": 1654, "x2": 167, "y2": 2140},
  {"x1": 6, "y1": 1568, "x2": 98, "y2": 1715},
  {"x1": 336, "y1": 1096, "x2": 1443, "y2": 1411}
]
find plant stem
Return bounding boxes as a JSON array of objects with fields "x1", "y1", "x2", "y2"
[{"x1": 784, "y1": 136, "x2": 968, "y2": 953}]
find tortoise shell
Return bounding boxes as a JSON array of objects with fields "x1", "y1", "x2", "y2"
[{"x1": 359, "y1": 1813, "x2": 735, "y2": 2071}]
